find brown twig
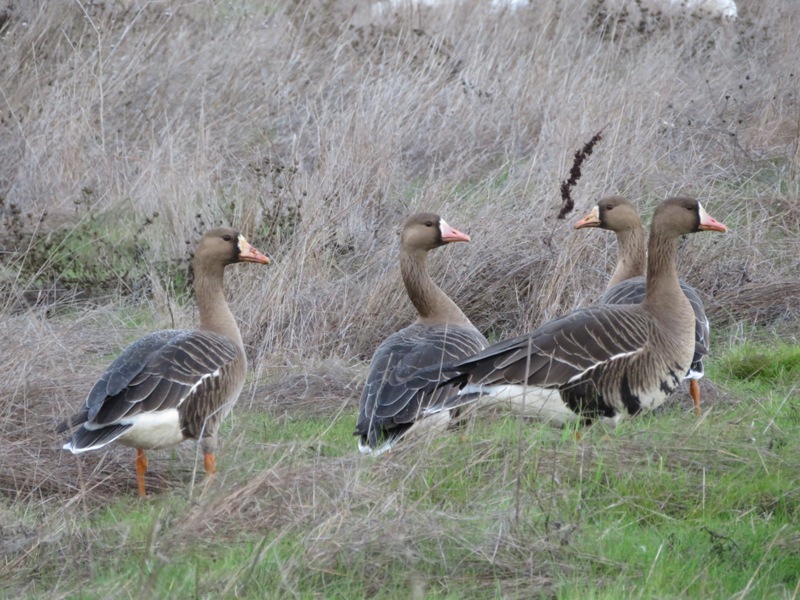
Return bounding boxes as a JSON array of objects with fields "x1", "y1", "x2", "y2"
[{"x1": 557, "y1": 131, "x2": 604, "y2": 220}]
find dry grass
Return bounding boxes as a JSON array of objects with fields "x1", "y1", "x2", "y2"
[
  {"x1": 1, "y1": 0, "x2": 799, "y2": 596},
  {"x1": 3, "y1": 0, "x2": 798, "y2": 352}
]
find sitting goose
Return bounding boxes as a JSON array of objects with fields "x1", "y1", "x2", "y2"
[
  {"x1": 427, "y1": 198, "x2": 726, "y2": 425},
  {"x1": 58, "y1": 228, "x2": 270, "y2": 496},
  {"x1": 355, "y1": 213, "x2": 488, "y2": 453},
  {"x1": 574, "y1": 196, "x2": 711, "y2": 416}
]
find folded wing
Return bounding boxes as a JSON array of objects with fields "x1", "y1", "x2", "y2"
[{"x1": 356, "y1": 323, "x2": 487, "y2": 447}]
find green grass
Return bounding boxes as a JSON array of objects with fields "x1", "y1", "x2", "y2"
[
  {"x1": 3, "y1": 202, "x2": 193, "y2": 301},
  {"x1": 713, "y1": 341, "x2": 800, "y2": 393},
  {"x1": 243, "y1": 412, "x2": 356, "y2": 451},
  {"x1": 547, "y1": 336, "x2": 800, "y2": 599}
]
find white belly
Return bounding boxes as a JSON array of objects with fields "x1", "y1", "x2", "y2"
[
  {"x1": 462, "y1": 384, "x2": 578, "y2": 427},
  {"x1": 115, "y1": 409, "x2": 186, "y2": 450}
]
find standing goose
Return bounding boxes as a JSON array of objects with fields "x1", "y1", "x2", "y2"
[
  {"x1": 574, "y1": 196, "x2": 711, "y2": 416},
  {"x1": 355, "y1": 213, "x2": 488, "y2": 453},
  {"x1": 427, "y1": 198, "x2": 726, "y2": 425},
  {"x1": 58, "y1": 228, "x2": 270, "y2": 496}
]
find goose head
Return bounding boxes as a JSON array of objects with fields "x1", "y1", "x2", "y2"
[
  {"x1": 652, "y1": 197, "x2": 728, "y2": 236},
  {"x1": 401, "y1": 213, "x2": 471, "y2": 252},
  {"x1": 574, "y1": 196, "x2": 641, "y2": 232},
  {"x1": 195, "y1": 228, "x2": 271, "y2": 267}
]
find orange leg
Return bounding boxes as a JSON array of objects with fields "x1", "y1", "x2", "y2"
[
  {"x1": 204, "y1": 452, "x2": 217, "y2": 475},
  {"x1": 689, "y1": 380, "x2": 701, "y2": 417},
  {"x1": 135, "y1": 448, "x2": 148, "y2": 498}
]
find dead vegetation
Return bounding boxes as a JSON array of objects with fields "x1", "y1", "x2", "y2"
[{"x1": 1, "y1": 0, "x2": 799, "y2": 596}]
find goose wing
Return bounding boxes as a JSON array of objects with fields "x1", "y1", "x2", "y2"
[
  {"x1": 443, "y1": 305, "x2": 651, "y2": 390},
  {"x1": 57, "y1": 330, "x2": 182, "y2": 434},
  {"x1": 600, "y1": 276, "x2": 646, "y2": 306},
  {"x1": 60, "y1": 329, "x2": 238, "y2": 449},
  {"x1": 682, "y1": 284, "x2": 710, "y2": 376}
]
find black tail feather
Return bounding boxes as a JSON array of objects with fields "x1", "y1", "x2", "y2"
[
  {"x1": 56, "y1": 408, "x2": 89, "y2": 434},
  {"x1": 64, "y1": 424, "x2": 131, "y2": 452}
]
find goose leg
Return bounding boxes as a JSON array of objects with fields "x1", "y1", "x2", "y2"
[
  {"x1": 689, "y1": 380, "x2": 701, "y2": 417},
  {"x1": 135, "y1": 449, "x2": 148, "y2": 497},
  {"x1": 204, "y1": 453, "x2": 217, "y2": 475}
]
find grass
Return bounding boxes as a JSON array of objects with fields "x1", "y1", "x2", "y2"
[
  {"x1": 6, "y1": 361, "x2": 798, "y2": 598},
  {"x1": 714, "y1": 342, "x2": 800, "y2": 391},
  {"x1": 1, "y1": 0, "x2": 800, "y2": 598}
]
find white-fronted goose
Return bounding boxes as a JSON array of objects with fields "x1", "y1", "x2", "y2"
[
  {"x1": 58, "y1": 228, "x2": 270, "y2": 496},
  {"x1": 574, "y1": 196, "x2": 711, "y2": 416},
  {"x1": 355, "y1": 213, "x2": 488, "y2": 453},
  {"x1": 427, "y1": 198, "x2": 726, "y2": 425}
]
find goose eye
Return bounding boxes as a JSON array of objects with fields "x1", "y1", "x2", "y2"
[
  {"x1": 425, "y1": 221, "x2": 433, "y2": 227},
  {"x1": 605, "y1": 205, "x2": 613, "y2": 211},
  {"x1": 222, "y1": 234, "x2": 232, "y2": 241}
]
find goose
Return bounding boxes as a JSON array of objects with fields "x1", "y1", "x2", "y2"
[
  {"x1": 57, "y1": 228, "x2": 270, "y2": 497},
  {"x1": 355, "y1": 213, "x2": 488, "y2": 453},
  {"x1": 574, "y1": 196, "x2": 711, "y2": 416},
  {"x1": 425, "y1": 198, "x2": 726, "y2": 426}
]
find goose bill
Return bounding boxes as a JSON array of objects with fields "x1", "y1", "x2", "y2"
[
  {"x1": 238, "y1": 236, "x2": 271, "y2": 264},
  {"x1": 574, "y1": 206, "x2": 601, "y2": 229},
  {"x1": 439, "y1": 219, "x2": 471, "y2": 243},
  {"x1": 697, "y1": 204, "x2": 727, "y2": 232}
]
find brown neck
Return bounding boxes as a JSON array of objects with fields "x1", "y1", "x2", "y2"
[
  {"x1": 194, "y1": 262, "x2": 244, "y2": 351},
  {"x1": 643, "y1": 230, "x2": 687, "y2": 320},
  {"x1": 400, "y1": 247, "x2": 470, "y2": 325},
  {"x1": 608, "y1": 226, "x2": 646, "y2": 289}
]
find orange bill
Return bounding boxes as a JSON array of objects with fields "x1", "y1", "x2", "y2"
[
  {"x1": 574, "y1": 206, "x2": 601, "y2": 229},
  {"x1": 238, "y1": 235, "x2": 272, "y2": 264},
  {"x1": 440, "y1": 219, "x2": 471, "y2": 243},
  {"x1": 697, "y1": 204, "x2": 727, "y2": 233}
]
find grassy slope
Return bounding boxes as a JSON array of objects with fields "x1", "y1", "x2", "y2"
[
  {"x1": 1, "y1": 0, "x2": 800, "y2": 598},
  {"x1": 3, "y1": 335, "x2": 798, "y2": 599}
]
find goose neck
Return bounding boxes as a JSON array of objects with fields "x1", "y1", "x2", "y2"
[
  {"x1": 194, "y1": 264, "x2": 244, "y2": 350},
  {"x1": 400, "y1": 247, "x2": 467, "y2": 325},
  {"x1": 644, "y1": 231, "x2": 685, "y2": 318},
  {"x1": 608, "y1": 226, "x2": 647, "y2": 289}
]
